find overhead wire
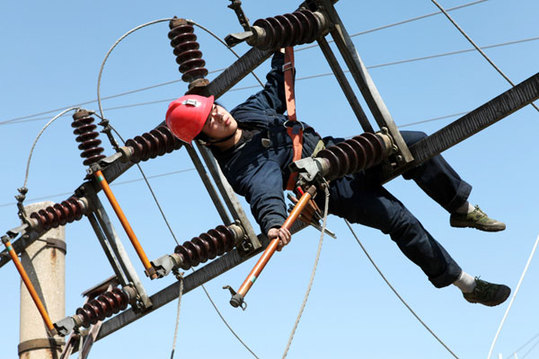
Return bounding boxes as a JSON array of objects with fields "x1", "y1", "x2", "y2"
[
  {"x1": 1, "y1": 0, "x2": 493, "y2": 126},
  {"x1": 506, "y1": 332, "x2": 539, "y2": 359},
  {"x1": 297, "y1": 0, "x2": 490, "y2": 51},
  {"x1": 2, "y1": 35, "x2": 537, "y2": 128},
  {"x1": 430, "y1": 0, "x2": 539, "y2": 113},
  {"x1": 486, "y1": 234, "x2": 539, "y2": 359},
  {"x1": 22, "y1": 107, "x2": 80, "y2": 189},
  {"x1": 344, "y1": 219, "x2": 459, "y2": 359}
]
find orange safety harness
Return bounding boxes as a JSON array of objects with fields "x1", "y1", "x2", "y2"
[{"x1": 283, "y1": 47, "x2": 304, "y2": 191}]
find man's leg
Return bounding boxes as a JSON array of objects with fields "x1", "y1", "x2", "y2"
[
  {"x1": 316, "y1": 174, "x2": 510, "y2": 306},
  {"x1": 399, "y1": 130, "x2": 505, "y2": 231}
]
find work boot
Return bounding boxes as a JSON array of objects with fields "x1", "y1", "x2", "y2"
[
  {"x1": 463, "y1": 278, "x2": 511, "y2": 307},
  {"x1": 450, "y1": 205, "x2": 506, "y2": 232}
]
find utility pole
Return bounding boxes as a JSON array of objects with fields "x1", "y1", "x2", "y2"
[{"x1": 18, "y1": 202, "x2": 66, "y2": 359}]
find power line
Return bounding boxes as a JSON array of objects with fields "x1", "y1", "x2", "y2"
[
  {"x1": 0, "y1": 0, "x2": 491, "y2": 125},
  {"x1": 2, "y1": 35, "x2": 537, "y2": 127}
]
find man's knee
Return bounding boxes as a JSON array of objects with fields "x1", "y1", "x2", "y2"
[{"x1": 401, "y1": 130, "x2": 427, "y2": 146}]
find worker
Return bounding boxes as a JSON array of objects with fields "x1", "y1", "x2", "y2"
[{"x1": 165, "y1": 50, "x2": 510, "y2": 307}]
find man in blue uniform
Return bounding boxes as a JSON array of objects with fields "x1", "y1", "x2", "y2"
[{"x1": 165, "y1": 51, "x2": 510, "y2": 307}]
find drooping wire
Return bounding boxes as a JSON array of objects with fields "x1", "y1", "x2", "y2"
[
  {"x1": 344, "y1": 219, "x2": 459, "y2": 359},
  {"x1": 22, "y1": 107, "x2": 80, "y2": 189},
  {"x1": 486, "y1": 234, "x2": 539, "y2": 359},
  {"x1": 96, "y1": 18, "x2": 174, "y2": 119},
  {"x1": 429, "y1": 0, "x2": 539, "y2": 113},
  {"x1": 282, "y1": 184, "x2": 330, "y2": 359}
]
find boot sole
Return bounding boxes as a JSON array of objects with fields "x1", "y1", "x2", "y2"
[{"x1": 450, "y1": 222, "x2": 506, "y2": 232}]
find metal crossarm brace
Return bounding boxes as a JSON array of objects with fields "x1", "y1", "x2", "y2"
[
  {"x1": 383, "y1": 72, "x2": 539, "y2": 182},
  {"x1": 0, "y1": 47, "x2": 272, "y2": 268},
  {"x1": 313, "y1": 0, "x2": 413, "y2": 165}
]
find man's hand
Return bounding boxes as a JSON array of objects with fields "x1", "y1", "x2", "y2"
[{"x1": 268, "y1": 227, "x2": 291, "y2": 251}]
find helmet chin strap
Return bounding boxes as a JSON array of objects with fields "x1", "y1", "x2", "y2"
[{"x1": 205, "y1": 128, "x2": 238, "y2": 145}]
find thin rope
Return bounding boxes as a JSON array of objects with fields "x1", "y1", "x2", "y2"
[
  {"x1": 344, "y1": 219, "x2": 459, "y2": 359},
  {"x1": 170, "y1": 272, "x2": 184, "y2": 359},
  {"x1": 22, "y1": 107, "x2": 80, "y2": 189},
  {"x1": 96, "y1": 18, "x2": 174, "y2": 119},
  {"x1": 487, "y1": 234, "x2": 539, "y2": 359},
  {"x1": 282, "y1": 184, "x2": 330, "y2": 358},
  {"x1": 430, "y1": 0, "x2": 539, "y2": 113}
]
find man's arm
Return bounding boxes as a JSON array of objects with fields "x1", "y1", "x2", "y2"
[{"x1": 231, "y1": 52, "x2": 288, "y2": 117}]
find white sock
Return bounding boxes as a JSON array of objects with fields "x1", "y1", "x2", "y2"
[
  {"x1": 453, "y1": 271, "x2": 476, "y2": 293},
  {"x1": 454, "y1": 201, "x2": 475, "y2": 214}
]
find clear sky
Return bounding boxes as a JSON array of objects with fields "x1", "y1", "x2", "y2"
[{"x1": 1, "y1": 1, "x2": 538, "y2": 358}]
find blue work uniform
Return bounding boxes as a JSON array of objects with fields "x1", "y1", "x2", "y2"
[{"x1": 212, "y1": 52, "x2": 470, "y2": 288}]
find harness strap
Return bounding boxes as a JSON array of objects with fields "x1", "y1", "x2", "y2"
[{"x1": 284, "y1": 47, "x2": 303, "y2": 190}]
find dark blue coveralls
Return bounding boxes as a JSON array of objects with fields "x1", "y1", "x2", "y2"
[{"x1": 212, "y1": 52, "x2": 470, "y2": 288}]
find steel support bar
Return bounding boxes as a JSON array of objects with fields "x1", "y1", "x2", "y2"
[
  {"x1": 196, "y1": 144, "x2": 261, "y2": 250},
  {"x1": 383, "y1": 72, "x2": 539, "y2": 181},
  {"x1": 185, "y1": 145, "x2": 232, "y2": 225},
  {"x1": 88, "y1": 192, "x2": 152, "y2": 309},
  {"x1": 1, "y1": 47, "x2": 273, "y2": 267},
  {"x1": 92, "y1": 246, "x2": 261, "y2": 344},
  {"x1": 314, "y1": 0, "x2": 413, "y2": 164},
  {"x1": 316, "y1": 37, "x2": 374, "y2": 133}
]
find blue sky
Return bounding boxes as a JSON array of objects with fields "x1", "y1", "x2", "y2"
[{"x1": 1, "y1": 1, "x2": 538, "y2": 358}]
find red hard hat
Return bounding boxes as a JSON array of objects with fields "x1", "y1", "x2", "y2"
[{"x1": 166, "y1": 94, "x2": 215, "y2": 143}]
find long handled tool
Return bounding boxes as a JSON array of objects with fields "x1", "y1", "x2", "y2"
[
  {"x1": 94, "y1": 170, "x2": 157, "y2": 279},
  {"x1": 2, "y1": 235, "x2": 56, "y2": 334},
  {"x1": 225, "y1": 185, "x2": 317, "y2": 309}
]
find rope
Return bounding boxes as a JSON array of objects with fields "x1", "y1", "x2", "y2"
[
  {"x1": 282, "y1": 184, "x2": 330, "y2": 358},
  {"x1": 344, "y1": 220, "x2": 459, "y2": 359},
  {"x1": 22, "y1": 107, "x2": 80, "y2": 189},
  {"x1": 170, "y1": 271, "x2": 184, "y2": 359},
  {"x1": 486, "y1": 234, "x2": 539, "y2": 359},
  {"x1": 429, "y1": 0, "x2": 539, "y2": 113}
]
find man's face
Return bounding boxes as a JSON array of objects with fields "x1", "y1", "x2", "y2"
[{"x1": 201, "y1": 104, "x2": 238, "y2": 140}]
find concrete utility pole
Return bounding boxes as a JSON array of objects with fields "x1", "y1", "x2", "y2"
[{"x1": 18, "y1": 202, "x2": 66, "y2": 359}]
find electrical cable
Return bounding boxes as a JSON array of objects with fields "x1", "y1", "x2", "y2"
[
  {"x1": 2, "y1": 0, "x2": 498, "y2": 126},
  {"x1": 22, "y1": 107, "x2": 80, "y2": 189},
  {"x1": 486, "y1": 234, "x2": 539, "y2": 359},
  {"x1": 97, "y1": 18, "x2": 174, "y2": 119},
  {"x1": 297, "y1": 0, "x2": 490, "y2": 51},
  {"x1": 282, "y1": 184, "x2": 330, "y2": 359},
  {"x1": 344, "y1": 219, "x2": 459, "y2": 359},
  {"x1": 522, "y1": 338, "x2": 539, "y2": 359},
  {"x1": 507, "y1": 332, "x2": 539, "y2": 359},
  {"x1": 196, "y1": 273, "x2": 260, "y2": 359},
  {"x1": 3, "y1": 35, "x2": 537, "y2": 127},
  {"x1": 430, "y1": 0, "x2": 539, "y2": 113}
]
